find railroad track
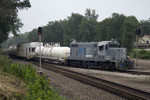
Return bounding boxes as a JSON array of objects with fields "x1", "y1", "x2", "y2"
[{"x1": 33, "y1": 62, "x2": 150, "y2": 100}]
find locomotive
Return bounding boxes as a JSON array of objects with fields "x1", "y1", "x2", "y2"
[
  {"x1": 8, "y1": 40, "x2": 134, "y2": 70},
  {"x1": 67, "y1": 40, "x2": 134, "y2": 70}
]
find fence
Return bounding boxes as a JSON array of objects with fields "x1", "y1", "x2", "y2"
[{"x1": 132, "y1": 59, "x2": 150, "y2": 70}]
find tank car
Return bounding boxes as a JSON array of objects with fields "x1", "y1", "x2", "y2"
[
  {"x1": 35, "y1": 43, "x2": 70, "y2": 64},
  {"x1": 67, "y1": 40, "x2": 134, "y2": 70}
]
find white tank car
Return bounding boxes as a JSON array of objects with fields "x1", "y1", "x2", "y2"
[{"x1": 35, "y1": 45, "x2": 70, "y2": 63}]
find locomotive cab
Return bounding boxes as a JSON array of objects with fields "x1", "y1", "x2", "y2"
[
  {"x1": 97, "y1": 40, "x2": 123, "y2": 61},
  {"x1": 98, "y1": 40, "x2": 133, "y2": 69}
]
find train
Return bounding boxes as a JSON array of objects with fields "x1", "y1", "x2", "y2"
[{"x1": 8, "y1": 40, "x2": 134, "y2": 70}]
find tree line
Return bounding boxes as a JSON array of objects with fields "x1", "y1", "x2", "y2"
[{"x1": 2, "y1": 8, "x2": 150, "y2": 53}]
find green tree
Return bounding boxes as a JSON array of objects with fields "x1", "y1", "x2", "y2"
[
  {"x1": 85, "y1": 8, "x2": 99, "y2": 21},
  {"x1": 27, "y1": 29, "x2": 39, "y2": 42},
  {"x1": 0, "y1": 0, "x2": 31, "y2": 43},
  {"x1": 96, "y1": 18, "x2": 112, "y2": 41},
  {"x1": 122, "y1": 16, "x2": 139, "y2": 51},
  {"x1": 62, "y1": 13, "x2": 85, "y2": 45},
  {"x1": 140, "y1": 19, "x2": 150, "y2": 35},
  {"x1": 80, "y1": 9, "x2": 99, "y2": 42},
  {"x1": 80, "y1": 20, "x2": 98, "y2": 42},
  {"x1": 42, "y1": 21, "x2": 64, "y2": 43},
  {"x1": 97, "y1": 13, "x2": 139, "y2": 52}
]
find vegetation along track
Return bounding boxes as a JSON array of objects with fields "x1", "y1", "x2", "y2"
[{"x1": 33, "y1": 62, "x2": 150, "y2": 100}]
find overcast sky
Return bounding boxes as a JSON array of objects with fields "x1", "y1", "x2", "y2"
[{"x1": 18, "y1": 0, "x2": 150, "y2": 33}]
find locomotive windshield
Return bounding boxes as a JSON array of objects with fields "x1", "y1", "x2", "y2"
[
  {"x1": 99, "y1": 45, "x2": 104, "y2": 51},
  {"x1": 109, "y1": 42, "x2": 121, "y2": 48}
]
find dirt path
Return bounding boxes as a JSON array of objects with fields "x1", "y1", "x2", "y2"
[{"x1": 0, "y1": 69, "x2": 26, "y2": 100}]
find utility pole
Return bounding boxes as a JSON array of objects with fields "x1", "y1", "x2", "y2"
[
  {"x1": 136, "y1": 28, "x2": 141, "y2": 68},
  {"x1": 136, "y1": 34, "x2": 138, "y2": 67}
]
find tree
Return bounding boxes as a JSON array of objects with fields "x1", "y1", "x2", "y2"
[
  {"x1": 42, "y1": 21, "x2": 64, "y2": 43},
  {"x1": 85, "y1": 8, "x2": 99, "y2": 21},
  {"x1": 62, "y1": 13, "x2": 85, "y2": 45},
  {"x1": 96, "y1": 18, "x2": 112, "y2": 41},
  {"x1": 80, "y1": 9, "x2": 99, "y2": 42},
  {"x1": 80, "y1": 20, "x2": 98, "y2": 42},
  {"x1": 140, "y1": 19, "x2": 150, "y2": 35},
  {"x1": 96, "y1": 13, "x2": 139, "y2": 52},
  {"x1": 0, "y1": 0, "x2": 31, "y2": 43},
  {"x1": 27, "y1": 29, "x2": 39, "y2": 42}
]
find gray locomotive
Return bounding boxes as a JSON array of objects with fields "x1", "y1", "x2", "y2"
[{"x1": 67, "y1": 40, "x2": 134, "y2": 70}]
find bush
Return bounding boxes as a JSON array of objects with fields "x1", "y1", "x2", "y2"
[
  {"x1": 0, "y1": 55, "x2": 65, "y2": 100},
  {"x1": 130, "y1": 49, "x2": 150, "y2": 60}
]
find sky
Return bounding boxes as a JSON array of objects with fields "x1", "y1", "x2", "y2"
[{"x1": 18, "y1": 0, "x2": 150, "y2": 33}]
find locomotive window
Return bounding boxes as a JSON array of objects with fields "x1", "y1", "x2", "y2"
[
  {"x1": 99, "y1": 45, "x2": 104, "y2": 51},
  {"x1": 109, "y1": 43, "x2": 120, "y2": 48},
  {"x1": 106, "y1": 45, "x2": 108, "y2": 50},
  {"x1": 71, "y1": 44, "x2": 78, "y2": 47}
]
